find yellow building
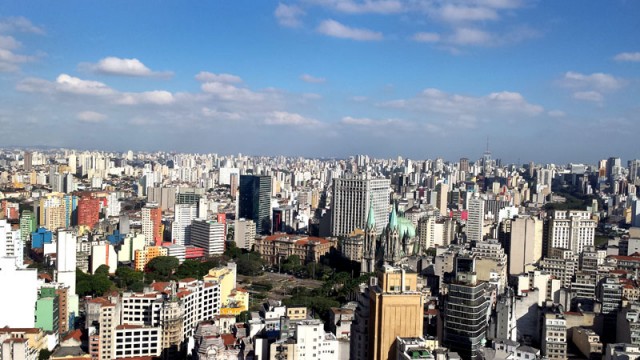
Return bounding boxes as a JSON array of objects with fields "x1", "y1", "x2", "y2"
[
  {"x1": 134, "y1": 246, "x2": 168, "y2": 271},
  {"x1": 0, "y1": 328, "x2": 46, "y2": 359},
  {"x1": 369, "y1": 265, "x2": 424, "y2": 360},
  {"x1": 220, "y1": 288, "x2": 250, "y2": 316},
  {"x1": 287, "y1": 306, "x2": 308, "y2": 320},
  {"x1": 203, "y1": 262, "x2": 237, "y2": 306}
]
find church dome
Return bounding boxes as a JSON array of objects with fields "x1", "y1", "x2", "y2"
[{"x1": 397, "y1": 217, "x2": 416, "y2": 239}]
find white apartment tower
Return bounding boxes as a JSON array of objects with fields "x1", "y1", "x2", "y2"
[
  {"x1": 172, "y1": 204, "x2": 198, "y2": 246},
  {"x1": 331, "y1": 177, "x2": 390, "y2": 237},
  {"x1": 0, "y1": 220, "x2": 22, "y2": 267},
  {"x1": 547, "y1": 210, "x2": 596, "y2": 256},
  {"x1": 467, "y1": 194, "x2": 485, "y2": 243},
  {"x1": 234, "y1": 218, "x2": 256, "y2": 250},
  {"x1": 191, "y1": 219, "x2": 226, "y2": 256}
]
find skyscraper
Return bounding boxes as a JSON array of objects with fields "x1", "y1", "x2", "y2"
[
  {"x1": 467, "y1": 194, "x2": 485, "y2": 243},
  {"x1": 23, "y1": 151, "x2": 33, "y2": 171},
  {"x1": 331, "y1": 177, "x2": 390, "y2": 237},
  {"x1": 506, "y1": 216, "x2": 543, "y2": 276},
  {"x1": 142, "y1": 204, "x2": 163, "y2": 245},
  {"x1": 172, "y1": 204, "x2": 198, "y2": 246},
  {"x1": 78, "y1": 197, "x2": 100, "y2": 229},
  {"x1": 238, "y1": 175, "x2": 272, "y2": 235},
  {"x1": 546, "y1": 210, "x2": 596, "y2": 256},
  {"x1": 191, "y1": 219, "x2": 225, "y2": 256}
]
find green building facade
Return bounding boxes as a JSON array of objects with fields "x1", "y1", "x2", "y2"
[{"x1": 35, "y1": 287, "x2": 59, "y2": 334}]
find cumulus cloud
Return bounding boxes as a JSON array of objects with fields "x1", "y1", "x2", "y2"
[
  {"x1": 76, "y1": 111, "x2": 107, "y2": 123},
  {"x1": 201, "y1": 107, "x2": 242, "y2": 120},
  {"x1": 561, "y1": 71, "x2": 625, "y2": 92},
  {"x1": 0, "y1": 16, "x2": 45, "y2": 34},
  {"x1": 317, "y1": 19, "x2": 383, "y2": 41},
  {"x1": 380, "y1": 87, "x2": 543, "y2": 128},
  {"x1": 0, "y1": 34, "x2": 38, "y2": 72},
  {"x1": 275, "y1": 3, "x2": 305, "y2": 27},
  {"x1": 201, "y1": 81, "x2": 264, "y2": 102},
  {"x1": 265, "y1": 111, "x2": 320, "y2": 126},
  {"x1": 438, "y1": 5, "x2": 498, "y2": 23},
  {"x1": 195, "y1": 71, "x2": 242, "y2": 83},
  {"x1": 82, "y1": 57, "x2": 172, "y2": 77},
  {"x1": 573, "y1": 91, "x2": 603, "y2": 103},
  {"x1": 309, "y1": 0, "x2": 404, "y2": 14},
  {"x1": 341, "y1": 116, "x2": 376, "y2": 126},
  {"x1": 117, "y1": 91, "x2": 175, "y2": 105},
  {"x1": 55, "y1": 74, "x2": 115, "y2": 96},
  {"x1": 300, "y1": 74, "x2": 326, "y2": 83},
  {"x1": 613, "y1": 52, "x2": 640, "y2": 62}
]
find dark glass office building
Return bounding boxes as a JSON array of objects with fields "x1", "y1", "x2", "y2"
[{"x1": 239, "y1": 175, "x2": 272, "y2": 235}]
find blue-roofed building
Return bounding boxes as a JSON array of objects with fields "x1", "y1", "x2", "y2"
[{"x1": 31, "y1": 227, "x2": 53, "y2": 249}]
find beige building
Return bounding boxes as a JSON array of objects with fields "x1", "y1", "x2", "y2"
[
  {"x1": 508, "y1": 216, "x2": 543, "y2": 276},
  {"x1": 0, "y1": 328, "x2": 46, "y2": 360},
  {"x1": 572, "y1": 327, "x2": 602, "y2": 359},
  {"x1": 369, "y1": 265, "x2": 424, "y2": 360},
  {"x1": 254, "y1": 234, "x2": 337, "y2": 265},
  {"x1": 341, "y1": 232, "x2": 364, "y2": 262}
]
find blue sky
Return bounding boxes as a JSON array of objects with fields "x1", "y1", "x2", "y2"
[{"x1": 0, "y1": 1, "x2": 638, "y2": 163}]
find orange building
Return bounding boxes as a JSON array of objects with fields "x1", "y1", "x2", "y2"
[
  {"x1": 78, "y1": 197, "x2": 100, "y2": 229},
  {"x1": 134, "y1": 246, "x2": 168, "y2": 271}
]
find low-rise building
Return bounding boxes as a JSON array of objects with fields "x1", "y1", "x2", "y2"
[{"x1": 254, "y1": 233, "x2": 337, "y2": 265}]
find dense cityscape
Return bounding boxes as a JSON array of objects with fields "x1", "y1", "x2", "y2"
[{"x1": 0, "y1": 148, "x2": 639, "y2": 360}]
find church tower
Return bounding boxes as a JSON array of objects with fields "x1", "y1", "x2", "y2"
[
  {"x1": 384, "y1": 205, "x2": 402, "y2": 264},
  {"x1": 362, "y1": 197, "x2": 377, "y2": 273}
]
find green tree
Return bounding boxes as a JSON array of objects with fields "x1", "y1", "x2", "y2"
[
  {"x1": 92, "y1": 274, "x2": 113, "y2": 296},
  {"x1": 38, "y1": 349, "x2": 52, "y2": 360},
  {"x1": 236, "y1": 252, "x2": 264, "y2": 276},
  {"x1": 175, "y1": 260, "x2": 201, "y2": 280},
  {"x1": 94, "y1": 264, "x2": 110, "y2": 276},
  {"x1": 146, "y1": 256, "x2": 179, "y2": 281},
  {"x1": 224, "y1": 241, "x2": 243, "y2": 259},
  {"x1": 115, "y1": 266, "x2": 143, "y2": 290}
]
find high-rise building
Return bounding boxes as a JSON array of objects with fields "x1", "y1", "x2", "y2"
[
  {"x1": 460, "y1": 158, "x2": 470, "y2": 173},
  {"x1": 20, "y1": 210, "x2": 36, "y2": 243},
  {"x1": 172, "y1": 203, "x2": 198, "y2": 246},
  {"x1": 238, "y1": 175, "x2": 272, "y2": 235},
  {"x1": 56, "y1": 230, "x2": 76, "y2": 295},
  {"x1": 191, "y1": 219, "x2": 225, "y2": 256},
  {"x1": 506, "y1": 216, "x2": 543, "y2": 276},
  {"x1": 330, "y1": 177, "x2": 390, "y2": 237},
  {"x1": 443, "y1": 262, "x2": 490, "y2": 360},
  {"x1": 23, "y1": 151, "x2": 33, "y2": 171},
  {"x1": 0, "y1": 220, "x2": 23, "y2": 267},
  {"x1": 437, "y1": 183, "x2": 449, "y2": 217},
  {"x1": 142, "y1": 204, "x2": 163, "y2": 246},
  {"x1": 629, "y1": 159, "x2": 640, "y2": 183},
  {"x1": 77, "y1": 197, "x2": 100, "y2": 229},
  {"x1": 546, "y1": 210, "x2": 596, "y2": 256},
  {"x1": 234, "y1": 218, "x2": 256, "y2": 250},
  {"x1": 467, "y1": 194, "x2": 485, "y2": 243},
  {"x1": 0, "y1": 257, "x2": 37, "y2": 328},
  {"x1": 368, "y1": 265, "x2": 424, "y2": 360}
]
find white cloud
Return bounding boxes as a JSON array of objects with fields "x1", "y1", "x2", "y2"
[
  {"x1": 201, "y1": 107, "x2": 242, "y2": 120},
  {"x1": 613, "y1": 52, "x2": 640, "y2": 62},
  {"x1": 0, "y1": 16, "x2": 44, "y2": 34},
  {"x1": 195, "y1": 71, "x2": 242, "y2": 83},
  {"x1": 412, "y1": 32, "x2": 440, "y2": 43},
  {"x1": 77, "y1": 111, "x2": 107, "y2": 123},
  {"x1": 300, "y1": 74, "x2": 326, "y2": 83},
  {"x1": 117, "y1": 91, "x2": 175, "y2": 105},
  {"x1": 275, "y1": 3, "x2": 305, "y2": 27},
  {"x1": 309, "y1": 0, "x2": 404, "y2": 14},
  {"x1": 265, "y1": 111, "x2": 320, "y2": 126},
  {"x1": 201, "y1": 81, "x2": 264, "y2": 102},
  {"x1": 438, "y1": 5, "x2": 498, "y2": 23},
  {"x1": 341, "y1": 116, "x2": 376, "y2": 126},
  {"x1": 573, "y1": 91, "x2": 603, "y2": 103},
  {"x1": 380, "y1": 88, "x2": 543, "y2": 127},
  {"x1": 561, "y1": 71, "x2": 624, "y2": 92},
  {"x1": 0, "y1": 35, "x2": 37, "y2": 72},
  {"x1": 55, "y1": 74, "x2": 115, "y2": 96},
  {"x1": 84, "y1": 57, "x2": 172, "y2": 77},
  {"x1": 317, "y1": 19, "x2": 383, "y2": 41}
]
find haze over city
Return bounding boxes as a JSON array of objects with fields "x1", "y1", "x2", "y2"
[{"x1": 0, "y1": 1, "x2": 638, "y2": 162}]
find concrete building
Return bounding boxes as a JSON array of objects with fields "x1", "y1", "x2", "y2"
[
  {"x1": 506, "y1": 216, "x2": 543, "y2": 276},
  {"x1": 172, "y1": 203, "x2": 198, "y2": 246},
  {"x1": 191, "y1": 219, "x2": 225, "y2": 256},
  {"x1": 368, "y1": 265, "x2": 424, "y2": 360},
  {"x1": 116, "y1": 232, "x2": 146, "y2": 263},
  {"x1": 466, "y1": 194, "x2": 485, "y2": 243},
  {"x1": 546, "y1": 210, "x2": 596, "y2": 256},
  {"x1": 254, "y1": 233, "x2": 336, "y2": 266},
  {"x1": 0, "y1": 328, "x2": 45, "y2": 360},
  {"x1": 90, "y1": 242, "x2": 117, "y2": 274},
  {"x1": 0, "y1": 257, "x2": 37, "y2": 328},
  {"x1": 572, "y1": 327, "x2": 602, "y2": 359},
  {"x1": 141, "y1": 204, "x2": 162, "y2": 246},
  {"x1": 0, "y1": 220, "x2": 22, "y2": 267},
  {"x1": 541, "y1": 311, "x2": 566, "y2": 360},
  {"x1": 112, "y1": 325, "x2": 161, "y2": 359},
  {"x1": 331, "y1": 177, "x2": 390, "y2": 237},
  {"x1": 234, "y1": 218, "x2": 256, "y2": 251},
  {"x1": 134, "y1": 246, "x2": 168, "y2": 271}
]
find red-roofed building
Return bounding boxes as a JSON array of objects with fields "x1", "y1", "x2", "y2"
[
  {"x1": 254, "y1": 233, "x2": 337, "y2": 265},
  {"x1": 78, "y1": 197, "x2": 101, "y2": 229}
]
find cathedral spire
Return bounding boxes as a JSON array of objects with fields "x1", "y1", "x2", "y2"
[
  {"x1": 389, "y1": 202, "x2": 398, "y2": 230},
  {"x1": 366, "y1": 194, "x2": 376, "y2": 230}
]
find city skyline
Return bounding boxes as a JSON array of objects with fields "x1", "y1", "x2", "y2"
[{"x1": 0, "y1": 1, "x2": 638, "y2": 162}]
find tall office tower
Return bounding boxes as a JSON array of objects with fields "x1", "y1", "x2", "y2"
[
  {"x1": 238, "y1": 175, "x2": 273, "y2": 235},
  {"x1": 546, "y1": 210, "x2": 596, "y2": 256},
  {"x1": 437, "y1": 183, "x2": 449, "y2": 216},
  {"x1": 172, "y1": 204, "x2": 198, "y2": 246},
  {"x1": 330, "y1": 177, "x2": 390, "y2": 237},
  {"x1": 629, "y1": 159, "x2": 640, "y2": 183},
  {"x1": 460, "y1": 158, "x2": 470, "y2": 174},
  {"x1": 63, "y1": 194, "x2": 78, "y2": 228},
  {"x1": 443, "y1": 261, "x2": 490, "y2": 360},
  {"x1": 230, "y1": 173, "x2": 239, "y2": 198},
  {"x1": 23, "y1": 151, "x2": 33, "y2": 171},
  {"x1": 142, "y1": 204, "x2": 163, "y2": 245},
  {"x1": 607, "y1": 157, "x2": 622, "y2": 184},
  {"x1": 191, "y1": 219, "x2": 225, "y2": 256},
  {"x1": 466, "y1": 194, "x2": 485, "y2": 243},
  {"x1": 147, "y1": 187, "x2": 177, "y2": 211},
  {"x1": 67, "y1": 153, "x2": 77, "y2": 175},
  {"x1": 77, "y1": 197, "x2": 100, "y2": 229},
  {"x1": 234, "y1": 218, "x2": 256, "y2": 250},
  {"x1": 506, "y1": 216, "x2": 543, "y2": 276},
  {"x1": 632, "y1": 199, "x2": 640, "y2": 228},
  {"x1": 368, "y1": 265, "x2": 424, "y2": 360}
]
